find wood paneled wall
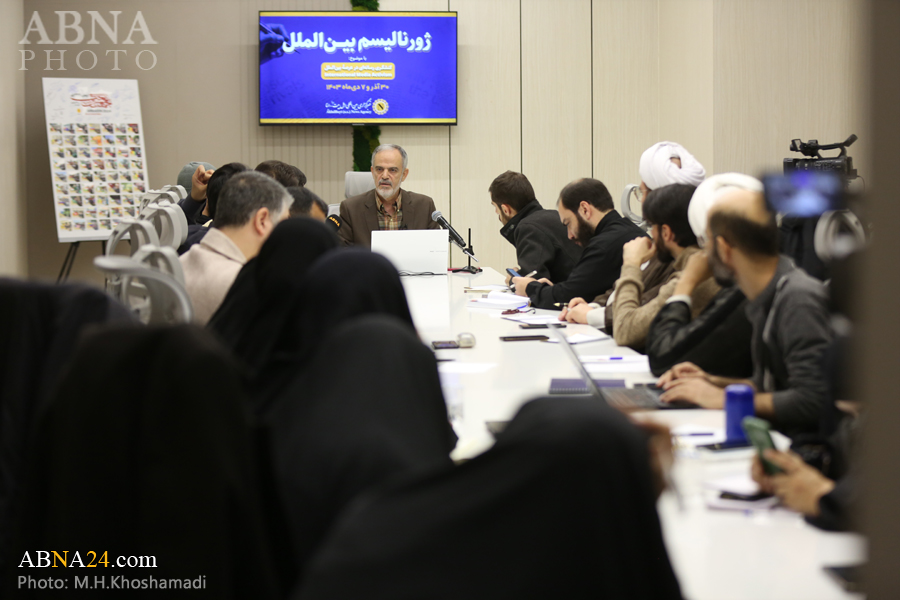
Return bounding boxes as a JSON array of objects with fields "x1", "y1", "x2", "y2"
[{"x1": 19, "y1": 0, "x2": 866, "y2": 280}]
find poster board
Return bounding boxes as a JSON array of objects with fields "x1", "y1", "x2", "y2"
[{"x1": 42, "y1": 78, "x2": 150, "y2": 242}]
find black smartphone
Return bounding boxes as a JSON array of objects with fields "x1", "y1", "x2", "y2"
[
  {"x1": 506, "y1": 268, "x2": 522, "y2": 278},
  {"x1": 519, "y1": 323, "x2": 549, "y2": 329},
  {"x1": 720, "y1": 491, "x2": 771, "y2": 502},
  {"x1": 823, "y1": 565, "x2": 861, "y2": 593},
  {"x1": 696, "y1": 440, "x2": 752, "y2": 451},
  {"x1": 431, "y1": 340, "x2": 459, "y2": 350},
  {"x1": 742, "y1": 416, "x2": 785, "y2": 475},
  {"x1": 499, "y1": 335, "x2": 548, "y2": 342}
]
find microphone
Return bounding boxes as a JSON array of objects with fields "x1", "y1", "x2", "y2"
[
  {"x1": 431, "y1": 210, "x2": 467, "y2": 249},
  {"x1": 326, "y1": 214, "x2": 342, "y2": 232},
  {"x1": 432, "y1": 210, "x2": 479, "y2": 263}
]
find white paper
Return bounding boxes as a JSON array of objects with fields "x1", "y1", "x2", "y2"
[
  {"x1": 467, "y1": 291, "x2": 530, "y2": 309},
  {"x1": 671, "y1": 424, "x2": 726, "y2": 446},
  {"x1": 468, "y1": 298, "x2": 530, "y2": 309},
  {"x1": 584, "y1": 362, "x2": 650, "y2": 373},
  {"x1": 546, "y1": 332, "x2": 609, "y2": 344},
  {"x1": 464, "y1": 284, "x2": 510, "y2": 292},
  {"x1": 580, "y1": 355, "x2": 647, "y2": 363},
  {"x1": 437, "y1": 362, "x2": 497, "y2": 374},
  {"x1": 502, "y1": 314, "x2": 561, "y2": 325}
]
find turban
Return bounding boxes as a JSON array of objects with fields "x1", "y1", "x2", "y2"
[
  {"x1": 639, "y1": 142, "x2": 706, "y2": 190},
  {"x1": 688, "y1": 173, "x2": 764, "y2": 246}
]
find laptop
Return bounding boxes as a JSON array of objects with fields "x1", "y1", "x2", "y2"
[
  {"x1": 371, "y1": 229, "x2": 449, "y2": 276},
  {"x1": 548, "y1": 325, "x2": 696, "y2": 411}
]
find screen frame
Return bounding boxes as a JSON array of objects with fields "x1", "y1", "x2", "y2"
[{"x1": 258, "y1": 10, "x2": 458, "y2": 126}]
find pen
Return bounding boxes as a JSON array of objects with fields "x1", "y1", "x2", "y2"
[
  {"x1": 523, "y1": 270, "x2": 538, "y2": 278},
  {"x1": 676, "y1": 432, "x2": 715, "y2": 437},
  {"x1": 553, "y1": 302, "x2": 565, "y2": 308}
]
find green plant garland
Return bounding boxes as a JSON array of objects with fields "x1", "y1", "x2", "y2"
[{"x1": 350, "y1": 0, "x2": 381, "y2": 171}]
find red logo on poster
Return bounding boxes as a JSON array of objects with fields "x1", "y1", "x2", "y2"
[{"x1": 70, "y1": 94, "x2": 113, "y2": 109}]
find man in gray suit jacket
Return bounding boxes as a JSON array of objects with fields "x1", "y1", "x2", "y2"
[{"x1": 339, "y1": 144, "x2": 440, "y2": 247}]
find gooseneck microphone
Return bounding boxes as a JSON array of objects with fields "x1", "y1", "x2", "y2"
[
  {"x1": 432, "y1": 210, "x2": 479, "y2": 263},
  {"x1": 431, "y1": 210, "x2": 467, "y2": 249}
]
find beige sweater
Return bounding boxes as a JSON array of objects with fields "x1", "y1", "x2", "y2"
[{"x1": 608, "y1": 246, "x2": 719, "y2": 351}]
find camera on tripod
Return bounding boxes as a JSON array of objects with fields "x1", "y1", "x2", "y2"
[{"x1": 783, "y1": 134, "x2": 858, "y2": 179}]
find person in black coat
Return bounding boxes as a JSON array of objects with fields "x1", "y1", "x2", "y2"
[
  {"x1": 268, "y1": 315, "x2": 458, "y2": 589},
  {"x1": 0, "y1": 279, "x2": 134, "y2": 575},
  {"x1": 489, "y1": 171, "x2": 582, "y2": 282},
  {"x1": 512, "y1": 178, "x2": 647, "y2": 309},
  {"x1": 5, "y1": 325, "x2": 285, "y2": 599},
  {"x1": 295, "y1": 395, "x2": 682, "y2": 600}
]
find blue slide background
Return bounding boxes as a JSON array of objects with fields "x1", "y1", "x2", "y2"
[{"x1": 260, "y1": 14, "x2": 457, "y2": 122}]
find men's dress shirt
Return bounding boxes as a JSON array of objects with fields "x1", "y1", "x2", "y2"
[
  {"x1": 499, "y1": 200, "x2": 583, "y2": 282},
  {"x1": 339, "y1": 189, "x2": 439, "y2": 247},
  {"x1": 376, "y1": 194, "x2": 404, "y2": 231},
  {"x1": 745, "y1": 256, "x2": 833, "y2": 435},
  {"x1": 525, "y1": 210, "x2": 647, "y2": 309},
  {"x1": 179, "y1": 228, "x2": 247, "y2": 325}
]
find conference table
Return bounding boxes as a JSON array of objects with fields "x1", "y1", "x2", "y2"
[{"x1": 400, "y1": 267, "x2": 865, "y2": 600}]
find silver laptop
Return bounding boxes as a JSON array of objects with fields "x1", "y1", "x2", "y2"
[{"x1": 371, "y1": 229, "x2": 449, "y2": 276}]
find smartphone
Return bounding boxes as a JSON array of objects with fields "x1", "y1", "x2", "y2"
[
  {"x1": 720, "y1": 491, "x2": 771, "y2": 502},
  {"x1": 519, "y1": 323, "x2": 549, "y2": 329},
  {"x1": 506, "y1": 268, "x2": 522, "y2": 278},
  {"x1": 499, "y1": 335, "x2": 548, "y2": 342},
  {"x1": 742, "y1": 416, "x2": 785, "y2": 475},
  {"x1": 823, "y1": 565, "x2": 861, "y2": 593},
  {"x1": 696, "y1": 440, "x2": 752, "y2": 451},
  {"x1": 432, "y1": 340, "x2": 459, "y2": 350}
]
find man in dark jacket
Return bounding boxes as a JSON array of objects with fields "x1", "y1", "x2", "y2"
[
  {"x1": 489, "y1": 171, "x2": 582, "y2": 282},
  {"x1": 659, "y1": 188, "x2": 832, "y2": 436},
  {"x1": 512, "y1": 178, "x2": 647, "y2": 309}
]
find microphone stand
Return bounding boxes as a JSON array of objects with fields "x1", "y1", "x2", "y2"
[{"x1": 450, "y1": 228, "x2": 482, "y2": 274}]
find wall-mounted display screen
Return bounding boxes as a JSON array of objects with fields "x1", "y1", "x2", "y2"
[{"x1": 259, "y1": 11, "x2": 457, "y2": 125}]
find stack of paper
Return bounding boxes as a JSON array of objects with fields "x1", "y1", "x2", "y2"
[
  {"x1": 463, "y1": 284, "x2": 511, "y2": 293},
  {"x1": 467, "y1": 290, "x2": 530, "y2": 310},
  {"x1": 544, "y1": 325, "x2": 610, "y2": 344},
  {"x1": 502, "y1": 314, "x2": 561, "y2": 325}
]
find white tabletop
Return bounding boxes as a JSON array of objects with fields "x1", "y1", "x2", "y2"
[{"x1": 401, "y1": 267, "x2": 865, "y2": 600}]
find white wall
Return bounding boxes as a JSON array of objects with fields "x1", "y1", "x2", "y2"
[
  {"x1": 18, "y1": 0, "x2": 867, "y2": 281},
  {"x1": 1, "y1": 0, "x2": 27, "y2": 277}
]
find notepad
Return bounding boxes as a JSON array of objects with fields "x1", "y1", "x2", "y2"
[
  {"x1": 502, "y1": 314, "x2": 560, "y2": 325},
  {"x1": 467, "y1": 290, "x2": 530, "y2": 309}
]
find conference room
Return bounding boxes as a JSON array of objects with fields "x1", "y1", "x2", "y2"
[{"x1": 2, "y1": 0, "x2": 898, "y2": 598}]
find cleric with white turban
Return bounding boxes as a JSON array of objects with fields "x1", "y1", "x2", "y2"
[{"x1": 638, "y1": 142, "x2": 706, "y2": 194}]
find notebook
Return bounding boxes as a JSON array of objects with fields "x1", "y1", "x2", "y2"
[
  {"x1": 548, "y1": 325, "x2": 694, "y2": 410},
  {"x1": 371, "y1": 229, "x2": 448, "y2": 275}
]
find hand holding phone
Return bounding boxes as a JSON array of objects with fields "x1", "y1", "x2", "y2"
[{"x1": 742, "y1": 416, "x2": 785, "y2": 475}]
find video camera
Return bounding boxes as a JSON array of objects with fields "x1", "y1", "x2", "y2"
[{"x1": 783, "y1": 134, "x2": 858, "y2": 180}]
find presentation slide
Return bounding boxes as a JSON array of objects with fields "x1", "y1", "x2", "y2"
[{"x1": 259, "y1": 11, "x2": 457, "y2": 125}]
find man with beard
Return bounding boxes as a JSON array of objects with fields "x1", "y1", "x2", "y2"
[
  {"x1": 338, "y1": 144, "x2": 440, "y2": 247},
  {"x1": 490, "y1": 170, "x2": 582, "y2": 282},
  {"x1": 512, "y1": 178, "x2": 646, "y2": 309},
  {"x1": 559, "y1": 184, "x2": 718, "y2": 351},
  {"x1": 658, "y1": 187, "x2": 832, "y2": 437}
]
